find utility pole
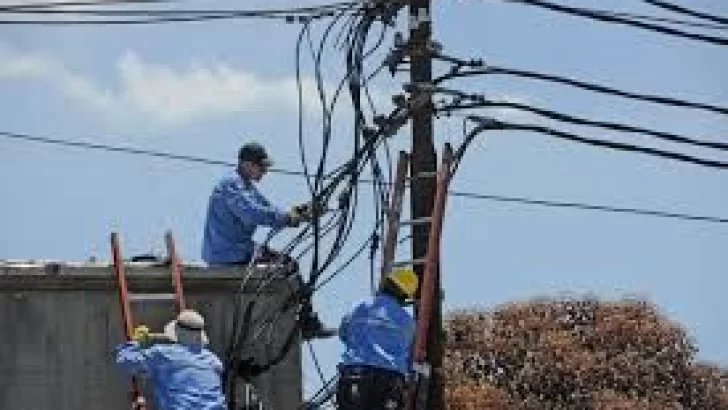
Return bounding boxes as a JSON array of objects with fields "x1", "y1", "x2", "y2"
[{"x1": 407, "y1": 0, "x2": 443, "y2": 408}]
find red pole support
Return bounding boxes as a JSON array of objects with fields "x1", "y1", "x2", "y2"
[
  {"x1": 381, "y1": 151, "x2": 411, "y2": 283},
  {"x1": 412, "y1": 143, "x2": 452, "y2": 364},
  {"x1": 165, "y1": 231, "x2": 186, "y2": 312},
  {"x1": 111, "y1": 232, "x2": 148, "y2": 410}
]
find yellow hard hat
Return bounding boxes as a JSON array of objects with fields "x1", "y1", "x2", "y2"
[{"x1": 386, "y1": 267, "x2": 419, "y2": 299}]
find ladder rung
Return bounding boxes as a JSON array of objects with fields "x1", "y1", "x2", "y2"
[
  {"x1": 391, "y1": 258, "x2": 427, "y2": 269},
  {"x1": 128, "y1": 293, "x2": 176, "y2": 302},
  {"x1": 399, "y1": 216, "x2": 432, "y2": 226},
  {"x1": 405, "y1": 171, "x2": 437, "y2": 181}
]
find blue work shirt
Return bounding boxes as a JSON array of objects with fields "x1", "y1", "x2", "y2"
[
  {"x1": 202, "y1": 171, "x2": 288, "y2": 265},
  {"x1": 115, "y1": 341, "x2": 227, "y2": 410},
  {"x1": 339, "y1": 294, "x2": 415, "y2": 376}
]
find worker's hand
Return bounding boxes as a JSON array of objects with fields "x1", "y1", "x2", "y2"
[
  {"x1": 286, "y1": 201, "x2": 325, "y2": 227},
  {"x1": 132, "y1": 325, "x2": 151, "y2": 343},
  {"x1": 295, "y1": 201, "x2": 326, "y2": 219},
  {"x1": 285, "y1": 207, "x2": 306, "y2": 227}
]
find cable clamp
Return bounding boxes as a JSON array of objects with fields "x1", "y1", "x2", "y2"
[{"x1": 413, "y1": 362, "x2": 431, "y2": 377}]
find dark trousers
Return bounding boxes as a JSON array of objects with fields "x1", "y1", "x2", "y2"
[{"x1": 336, "y1": 365, "x2": 406, "y2": 410}]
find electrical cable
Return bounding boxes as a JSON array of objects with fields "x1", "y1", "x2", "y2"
[
  {"x1": 304, "y1": 6, "x2": 362, "y2": 289},
  {"x1": 296, "y1": 17, "x2": 318, "y2": 195},
  {"x1": 298, "y1": 375, "x2": 339, "y2": 410},
  {"x1": 223, "y1": 9, "x2": 401, "y2": 404},
  {"x1": 307, "y1": 341, "x2": 327, "y2": 385},
  {"x1": 448, "y1": 115, "x2": 491, "y2": 177},
  {"x1": 466, "y1": 116, "x2": 728, "y2": 169},
  {"x1": 301, "y1": 5, "x2": 401, "y2": 293},
  {"x1": 489, "y1": 0, "x2": 728, "y2": 31},
  {"x1": 607, "y1": 10, "x2": 728, "y2": 31},
  {"x1": 1, "y1": 3, "x2": 355, "y2": 14},
  {"x1": 0, "y1": 0, "x2": 173, "y2": 10},
  {"x1": 436, "y1": 97, "x2": 728, "y2": 151},
  {"x1": 313, "y1": 228, "x2": 376, "y2": 293},
  {"x1": 2, "y1": 129, "x2": 726, "y2": 224},
  {"x1": 641, "y1": 0, "x2": 728, "y2": 26},
  {"x1": 0, "y1": 1, "x2": 358, "y2": 24},
  {"x1": 291, "y1": 4, "x2": 362, "y2": 289},
  {"x1": 216, "y1": 6, "x2": 382, "y2": 385},
  {"x1": 485, "y1": 0, "x2": 728, "y2": 30},
  {"x1": 435, "y1": 66, "x2": 728, "y2": 117},
  {"x1": 504, "y1": 0, "x2": 728, "y2": 46},
  {"x1": 12, "y1": 0, "x2": 727, "y2": 404},
  {"x1": 450, "y1": 190, "x2": 728, "y2": 224}
]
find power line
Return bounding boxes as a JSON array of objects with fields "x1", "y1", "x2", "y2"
[
  {"x1": 642, "y1": 0, "x2": 728, "y2": 26},
  {"x1": 435, "y1": 97, "x2": 728, "y2": 151},
  {"x1": 466, "y1": 116, "x2": 728, "y2": 170},
  {"x1": 449, "y1": 191, "x2": 728, "y2": 224},
  {"x1": 0, "y1": 130, "x2": 307, "y2": 175},
  {"x1": 0, "y1": 1, "x2": 359, "y2": 24},
  {"x1": 503, "y1": 0, "x2": 728, "y2": 46},
  {"x1": 306, "y1": 341, "x2": 326, "y2": 386},
  {"x1": 0, "y1": 0, "x2": 173, "y2": 10},
  {"x1": 486, "y1": 0, "x2": 728, "y2": 31},
  {"x1": 608, "y1": 10, "x2": 728, "y2": 31},
  {"x1": 435, "y1": 65, "x2": 728, "y2": 117},
  {"x1": 0, "y1": 2, "x2": 356, "y2": 16},
  {"x1": 298, "y1": 375, "x2": 338, "y2": 410},
  {"x1": 1, "y1": 129, "x2": 726, "y2": 225}
]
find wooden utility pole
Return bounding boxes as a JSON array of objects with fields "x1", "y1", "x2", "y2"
[{"x1": 408, "y1": 0, "x2": 443, "y2": 408}]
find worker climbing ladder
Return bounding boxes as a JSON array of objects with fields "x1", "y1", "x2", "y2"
[
  {"x1": 380, "y1": 144, "x2": 454, "y2": 410},
  {"x1": 110, "y1": 231, "x2": 187, "y2": 410}
]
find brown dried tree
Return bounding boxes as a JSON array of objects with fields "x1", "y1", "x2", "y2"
[{"x1": 443, "y1": 297, "x2": 728, "y2": 409}]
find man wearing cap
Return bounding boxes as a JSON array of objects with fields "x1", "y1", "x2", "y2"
[
  {"x1": 336, "y1": 268, "x2": 419, "y2": 410},
  {"x1": 115, "y1": 309, "x2": 227, "y2": 410},
  {"x1": 201, "y1": 142, "x2": 335, "y2": 346},
  {"x1": 202, "y1": 141, "x2": 310, "y2": 267}
]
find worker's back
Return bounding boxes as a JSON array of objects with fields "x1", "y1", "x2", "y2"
[
  {"x1": 202, "y1": 171, "x2": 287, "y2": 264},
  {"x1": 116, "y1": 342, "x2": 227, "y2": 410},
  {"x1": 339, "y1": 294, "x2": 415, "y2": 375}
]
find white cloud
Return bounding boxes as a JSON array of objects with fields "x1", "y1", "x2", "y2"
[
  {"x1": 116, "y1": 52, "x2": 328, "y2": 123},
  {"x1": 0, "y1": 44, "x2": 327, "y2": 126},
  {"x1": 0, "y1": 46, "x2": 58, "y2": 78},
  {"x1": 0, "y1": 43, "x2": 530, "y2": 130}
]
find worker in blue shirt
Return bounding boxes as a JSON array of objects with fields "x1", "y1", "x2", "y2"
[
  {"x1": 201, "y1": 142, "x2": 334, "y2": 349},
  {"x1": 336, "y1": 268, "x2": 418, "y2": 410},
  {"x1": 115, "y1": 309, "x2": 227, "y2": 410},
  {"x1": 202, "y1": 142, "x2": 310, "y2": 267}
]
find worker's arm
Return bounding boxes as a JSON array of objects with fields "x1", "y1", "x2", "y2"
[
  {"x1": 338, "y1": 312, "x2": 353, "y2": 342},
  {"x1": 115, "y1": 341, "x2": 153, "y2": 376},
  {"x1": 339, "y1": 301, "x2": 367, "y2": 342},
  {"x1": 222, "y1": 181, "x2": 288, "y2": 228}
]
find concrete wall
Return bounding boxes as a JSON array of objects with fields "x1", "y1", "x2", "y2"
[{"x1": 0, "y1": 261, "x2": 302, "y2": 410}]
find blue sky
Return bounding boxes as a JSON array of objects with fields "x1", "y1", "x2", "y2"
[{"x1": 1, "y1": 0, "x2": 727, "y2": 399}]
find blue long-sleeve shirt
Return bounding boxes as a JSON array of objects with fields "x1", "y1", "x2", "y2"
[
  {"x1": 202, "y1": 171, "x2": 288, "y2": 265},
  {"x1": 115, "y1": 341, "x2": 227, "y2": 410},
  {"x1": 339, "y1": 294, "x2": 415, "y2": 376}
]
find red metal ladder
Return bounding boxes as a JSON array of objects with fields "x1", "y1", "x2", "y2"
[
  {"x1": 110, "y1": 231, "x2": 187, "y2": 410},
  {"x1": 380, "y1": 144, "x2": 454, "y2": 410}
]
